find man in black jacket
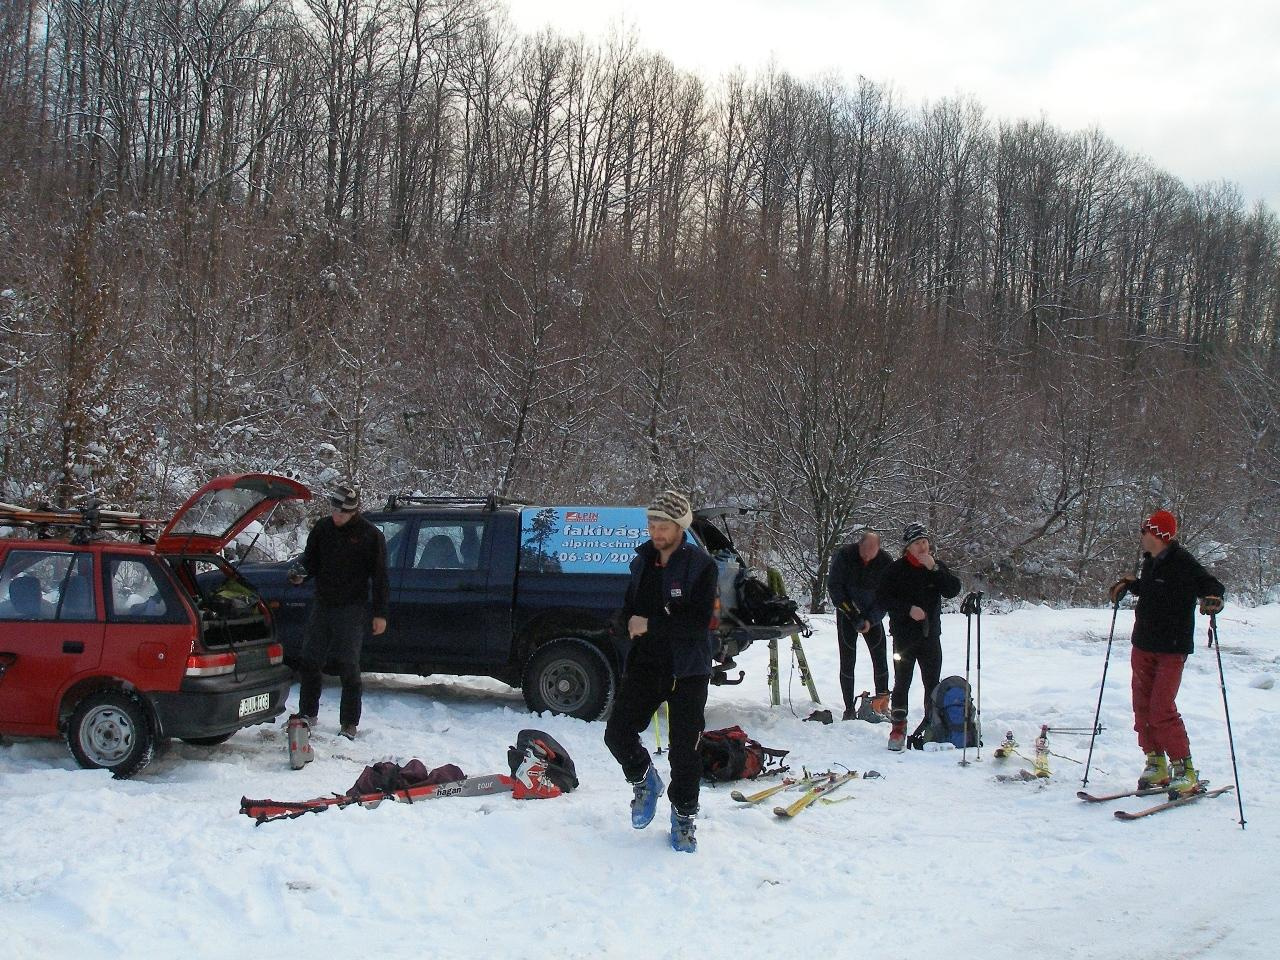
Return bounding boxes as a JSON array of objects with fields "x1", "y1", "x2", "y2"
[
  {"x1": 289, "y1": 484, "x2": 389, "y2": 739},
  {"x1": 604, "y1": 490, "x2": 716, "y2": 853},
  {"x1": 1108, "y1": 510, "x2": 1224, "y2": 795},
  {"x1": 827, "y1": 531, "x2": 893, "y2": 721},
  {"x1": 876, "y1": 523, "x2": 962, "y2": 751}
]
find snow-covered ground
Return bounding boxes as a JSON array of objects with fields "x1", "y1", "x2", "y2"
[{"x1": 3, "y1": 604, "x2": 1278, "y2": 959}]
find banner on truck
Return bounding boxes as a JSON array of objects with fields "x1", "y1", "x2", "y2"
[{"x1": 519, "y1": 507, "x2": 649, "y2": 574}]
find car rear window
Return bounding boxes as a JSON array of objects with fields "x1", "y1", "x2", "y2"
[{"x1": 105, "y1": 554, "x2": 189, "y2": 624}]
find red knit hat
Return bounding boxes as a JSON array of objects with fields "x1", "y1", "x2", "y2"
[{"x1": 1142, "y1": 509, "x2": 1177, "y2": 542}]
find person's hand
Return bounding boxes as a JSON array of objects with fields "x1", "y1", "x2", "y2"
[
  {"x1": 857, "y1": 619, "x2": 871, "y2": 634},
  {"x1": 628, "y1": 615, "x2": 648, "y2": 638},
  {"x1": 909, "y1": 605, "x2": 926, "y2": 622},
  {"x1": 1199, "y1": 596, "x2": 1224, "y2": 615},
  {"x1": 1108, "y1": 575, "x2": 1136, "y2": 605},
  {"x1": 919, "y1": 552, "x2": 937, "y2": 571},
  {"x1": 371, "y1": 617, "x2": 387, "y2": 636}
]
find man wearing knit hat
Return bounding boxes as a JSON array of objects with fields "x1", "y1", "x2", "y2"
[
  {"x1": 875, "y1": 523, "x2": 962, "y2": 751},
  {"x1": 604, "y1": 489, "x2": 717, "y2": 853},
  {"x1": 1108, "y1": 510, "x2": 1224, "y2": 796}
]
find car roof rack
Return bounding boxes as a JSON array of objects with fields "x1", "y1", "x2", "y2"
[
  {"x1": 0, "y1": 501, "x2": 161, "y2": 544},
  {"x1": 382, "y1": 494, "x2": 524, "y2": 512}
]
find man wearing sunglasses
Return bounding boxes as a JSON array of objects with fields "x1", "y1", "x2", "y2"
[{"x1": 289, "y1": 484, "x2": 389, "y2": 739}]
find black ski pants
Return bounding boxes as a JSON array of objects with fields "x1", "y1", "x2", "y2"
[
  {"x1": 604, "y1": 636, "x2": 709, "y2": 816},
  {"x1": 890, "y1": 634, "x2": 942, "y2": 718},
  {"x1": 836, "y1": 613, "x2": 889, "y2": 710},
  {"x1": 297, "y1": 603, "x2": 365, "y2": 726}
]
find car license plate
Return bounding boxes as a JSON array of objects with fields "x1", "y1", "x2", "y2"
[{"x1": 238, "y1": 693, "x2": 271, "y2": 718}]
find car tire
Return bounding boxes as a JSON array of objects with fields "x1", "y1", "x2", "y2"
[
  {"x1": 181, "y1": 732, "x2": 236, "y2": 746},
  {"x1": 522, "y1": 637, "x2": 614, "y2": 721},
  {"x1": 66, "y1": 690, "x2": 156, "y2": 779}
]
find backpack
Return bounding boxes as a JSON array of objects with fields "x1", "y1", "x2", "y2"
[
  {"x1": 735, "y1": 576, "x2": 803, "y2": 628},
  {"x1": 699, "y1": 726, "x2": 789, "y2": 781},
  {"x1": 908, "y1": 675, "x2": 981, "y2": 750}
]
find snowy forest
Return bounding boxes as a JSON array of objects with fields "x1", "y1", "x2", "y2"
[{"x1": 0, "y1": 0, "x2": 1277, "y2": 607}]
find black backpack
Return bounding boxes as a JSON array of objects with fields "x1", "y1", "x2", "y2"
[
  {"x1": 699, "y1": 726, "x2": 789, "y2": 781},
  {"x1": 909, "y1": 676, "x2": 981, "y2": 750},
  {"x1": 735, "y1": 576, "x2": 803, "y2": 628}
]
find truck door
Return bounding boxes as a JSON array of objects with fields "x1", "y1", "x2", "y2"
[{"x1": 392, "y1": 517, "x2": 503, "y2": 665}]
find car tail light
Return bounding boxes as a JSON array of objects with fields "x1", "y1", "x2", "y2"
[
  {"x1": 185, "y1": 651, "x2": 235, "y2": 677},
  {"x1": 709, "y1": 596, "x2": 721, "y2": 632},
  {"x1": 267, "y1": 643, "x2": 284, "y2": 666}
]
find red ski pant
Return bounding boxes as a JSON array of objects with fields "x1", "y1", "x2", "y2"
[{"x1": 1130, "y1": 647, "x2": 1190, "y2": 760}]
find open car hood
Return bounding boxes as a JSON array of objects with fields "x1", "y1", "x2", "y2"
[{"x1": 155, "y1": 473, "x2": 311, "y2": 555}]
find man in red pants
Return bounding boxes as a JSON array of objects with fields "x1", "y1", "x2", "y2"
[{"x1": 1109, "y1": 510, "x2": 1224, "y2": 795}]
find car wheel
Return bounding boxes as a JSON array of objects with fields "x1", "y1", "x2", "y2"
[
  {"x1": 181, "y1": 732, "x2": 236, "y2": 746},
  {"x1": 522, "y1": 637, "x2": 614, "y2": 721},
  {"x1": 67, "y1": 690, "x2": 156, "y2": 779}
]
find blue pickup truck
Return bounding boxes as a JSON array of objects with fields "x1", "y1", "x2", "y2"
[{"x1": 238, "y1": 498, "x2": 800, "y2": 720}]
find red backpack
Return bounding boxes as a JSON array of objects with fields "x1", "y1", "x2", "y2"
[{"x1": 699, "y1": 726, "x2": 789, "y2": 781}]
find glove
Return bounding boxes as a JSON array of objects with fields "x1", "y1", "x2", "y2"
[
  {"x1": 1199, "y1": 596, "x2": 1224, "y2": 615},
  {"x1": 1107, "y1": 576, "x2": 1136, "y2": 605}
]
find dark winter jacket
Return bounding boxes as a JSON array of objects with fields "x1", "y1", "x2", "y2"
[
  {"x1": 620, "y1": 537, "x2": 718, "y2": 678},
  {"x1": 297, "y1": 513, "x2": 390, "y2": 618},
  {"x1": 827, "y1": 543, "x2": 892, "y2": 624},
  {"x1": 876, "y1": 555, "x2": 962, "y2": 648},
  {"x1": 1130, "y1": 541, "x2": 1224, "y2": 656}
]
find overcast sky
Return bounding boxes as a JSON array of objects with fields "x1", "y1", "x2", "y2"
[{"x1": 503, "y1": 0, "x2": 1280, "y2": 213}]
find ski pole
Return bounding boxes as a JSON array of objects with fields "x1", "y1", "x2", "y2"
[
  {"x1": 1208, "y1": 613, "x2": 1247, "y2": 829},
  {"x1": 654, "y1": 707, "x2": 664, "y2": 755},
  {"x1": 1083, "y1": 557, "x2": 1137, "y2": 786},
  {"x1": 975, "y1": 593, "x2": 983, "y2": 761},
  {"x1": 959, "y1": 595, "x2": 973, "y2": 767}
]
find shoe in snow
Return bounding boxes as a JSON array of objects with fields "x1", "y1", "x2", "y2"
[
  {"x1": 841, "y1": 708, "x2": 857, "y2": 722},
  {"x1": 287, "y1": 715, "x2": 313, "y2": 770},
  {"x1": 339, "y1": 724, "x2": 358, "y2": 740},
  {"x1": 1168, "y1": 757, "x2": 1203, "y2": 797},
  {"x1": 887, "y1": 711, "x2": 907, "y2": 752},
  {"x1": 858, "y1": 692, "x2": 891, "y2": 723},
  {"x1": 1138, "y1": 751, "x2": 1170, "y2": 789},
  {"x1": 669, "y1": 807, "x2": 697, "y2": 853},
  {"x1": 630, "y1": 764, "x2": 663, "y2": 829}
]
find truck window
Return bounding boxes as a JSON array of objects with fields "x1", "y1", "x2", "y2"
[
  {"x1": 370, "y1": 520, "x2": 409, "y2": 570},
  {"x1": 411, "y1": 522, "x2": 486, "y2": 571}
]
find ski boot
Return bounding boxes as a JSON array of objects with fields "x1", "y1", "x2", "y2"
[
  {"x1": 669, "y1": 807, "x2": 697, "y2": 853},
  {"x1": 1137, "y1": 751, "x2": 1170, "y2": 789},
  {"x1": 994, "y1": 731, "x2": 1017, "y2": 759},
  {"x1": 869, "y1": 692, "x2": 892, "y2": 722},
  {"x1": 286, "y1": 714, "x2": 313, "y2": 770},
  {"x1": 339, "y1": 724, "x2": 358, "y2": 740},
  {"x1": 629, "y1": 763, "x2": 664, "y2": 829},
  {"x1": 887, "y1": 710, "x2": 907, "y2": 752},
  {"x1": 1167, "y1": 757, "x2": 1203, "y2": 798}
]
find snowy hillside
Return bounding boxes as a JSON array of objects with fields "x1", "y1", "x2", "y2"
[{"x1": 3, "y1": 605, "x2": 1277, "y2": 960}]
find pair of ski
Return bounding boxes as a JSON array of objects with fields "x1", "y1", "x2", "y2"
[
  {"x1": 1077, "y1": 783, "x2": 1234, "y2": 820},
  {"x1": 241, "y1": 773, "x2": 518, "y2": 825},
  {"x1": 731, "y1": 770, "x2": 864, "y2": 818}
]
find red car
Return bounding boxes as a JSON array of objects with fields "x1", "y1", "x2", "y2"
[{"x1": 0, "y1": 474, "x2": 310, "y2": 777}]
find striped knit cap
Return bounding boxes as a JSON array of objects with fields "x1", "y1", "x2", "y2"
[
  {"x1": 646, "y1": 490, "x2": 693, "y2": 530},
  {"x1": 902, "y1": 522, "x2": 929, "y2": 545}
]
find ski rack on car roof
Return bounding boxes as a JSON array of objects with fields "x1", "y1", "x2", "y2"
[
  {"x1": 0, "y1": 500, "x2": 161, "y2": 544},
  {"x1": 382, "y1": 494, "x2": 524, "y2": 512}
]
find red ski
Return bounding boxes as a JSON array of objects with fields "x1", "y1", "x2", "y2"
[
  {"x1": 1114, "y1": 785, "x2": 1234, "y2": 821},
  {"x1": 241, "y1": 773, "x2": 518, "y2": 825}
]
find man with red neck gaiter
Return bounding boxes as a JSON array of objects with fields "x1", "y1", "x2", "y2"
[
  {"x1": 1107, "y1": 510, "x2": 1224, "y2": 796},
  {"x1": 875, "y1": 524, "x2": 962, "y2": 751}
]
